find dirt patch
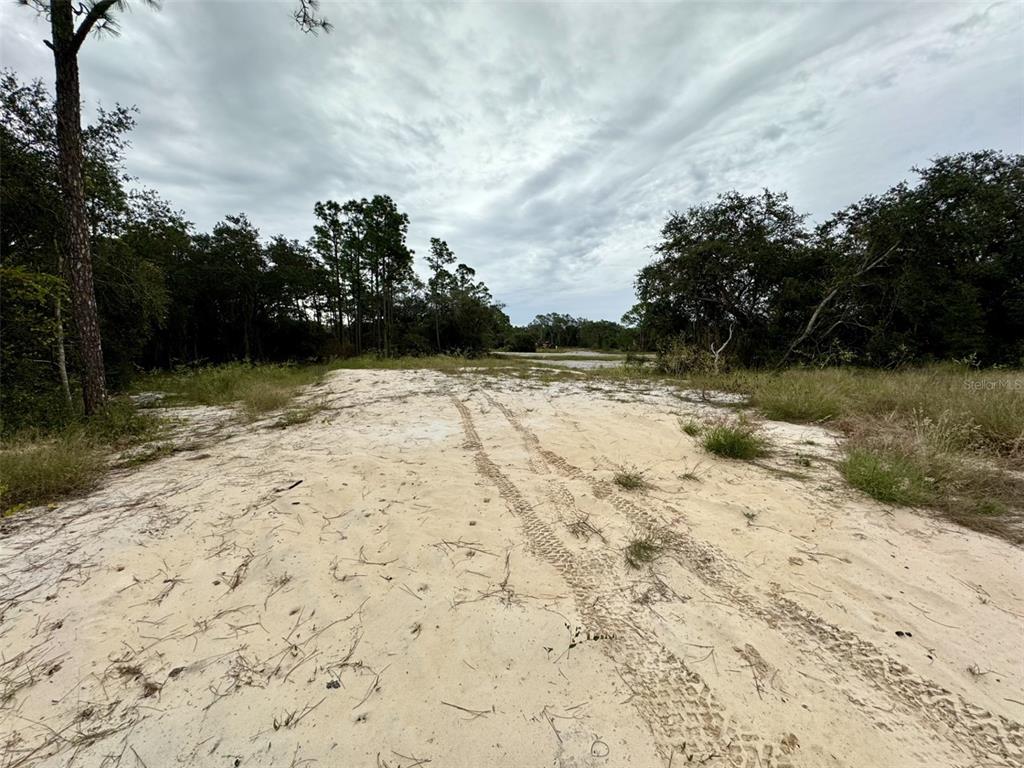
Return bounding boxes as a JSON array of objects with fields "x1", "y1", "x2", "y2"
[{"x1": 0, "y1": 369, "x2": 1021, "y2": 767}]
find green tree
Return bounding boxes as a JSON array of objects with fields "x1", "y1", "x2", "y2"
[
  {"x1": 426, "y1": 238, "x2": 456, "y2": 351},
  {"x1": 636, "y1": 190, "x2": 808, "y2": 365},
  {"x1": 311, "y1": 200, "x2": 350, "y2": 345},
  {"x1": 1, "y1": 70, "x2": 158, "y2": 407}
]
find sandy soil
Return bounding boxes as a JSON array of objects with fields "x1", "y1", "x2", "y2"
[{"x1": 1, "y1": 369, "x2": 1022, "y2": 768}]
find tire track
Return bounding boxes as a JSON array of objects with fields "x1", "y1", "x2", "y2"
[
  {"x1": 452, "y1": 395, "x2": 796, "y2": 767},
  {"x1": 486, "y1": 393, "x2": 1024, "y2": 767}
]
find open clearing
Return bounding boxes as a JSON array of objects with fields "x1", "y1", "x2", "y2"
[{"x1": 1, "y1": 369, "x2": 1022, "y2": 767}]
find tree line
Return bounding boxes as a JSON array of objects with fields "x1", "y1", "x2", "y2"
[
  {"x1": 508, "y1": 314, "x2": 637, "y2": 351},
  {"x1": 628, "y1": 150, "x2": 1024, "y2": 369},
  {"x1": 0, "y1": 71, "x2": 510, "y2": 434},
  {"x1": 3, "y1": 0, "x2": 1020, "y2": 432}
]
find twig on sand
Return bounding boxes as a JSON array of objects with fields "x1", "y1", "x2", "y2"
[
  {"x1": 338, "y1": 547, "x2": 396, "y2": 567},
  {"x1": 440, "y1": 700, "x2": 493, "y2": 720},
  {"x1": 433, "y1": 539, "x2": 497, "y2": 558},
  {"x1": 353, "y1": 665, "x2": 389, "y2": 710},
  {"x1": 273, "y1": 696, "x2": 325, "y2": 730},
  {"x1": 390, "y1": 750, "x2": 431, "y2": 768},
  {"x1": 907, "y1": 600, "x2": 961, "y2": 629},
  {"x1": 399, "y1": 584, "x2": 422, "y2": 601},
  {"x1": 796, "y1": 548, "x2": 851, "y2": 564},
  {"x1": 227, "y1": 549, "x2": 255, "y2": 591}
]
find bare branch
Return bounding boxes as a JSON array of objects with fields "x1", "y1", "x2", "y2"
[
  {"x1": 778, "y1": 242, "x2": 898, "y2": 367},
  {"x1": 709, "y1": 321, "x2": 734, "y2": 374}
]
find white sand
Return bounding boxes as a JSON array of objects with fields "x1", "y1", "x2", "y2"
[{"x1": 1, "y1": 369, "x2": 1021, "y2": 767}]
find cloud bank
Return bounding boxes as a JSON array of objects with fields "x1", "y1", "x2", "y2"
[{"x1": 2, "y1": 1, "x2": 1021, "y2": 323}]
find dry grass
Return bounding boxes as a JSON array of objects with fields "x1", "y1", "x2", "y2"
[
  {"x1": 0, "y1": 436, "x2": 105, "y2": 513},
  {"x1": 687, "y1": 365, "x2": 1024, "y2": 458},
  {"x1": 840, "y1": 414, "x2": 1024, "y2": 543},
  {"x1": 625, "y1": 535, "x2": 663, "y2": 568},
  {"x1": 613, "y1": 468, "x2": 650, "y2": 490},
  {"x1": 270, "y1": 399, "x2": 329, "y2": 429}
]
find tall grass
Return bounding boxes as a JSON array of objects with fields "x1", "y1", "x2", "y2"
[
  {"x1": 0, "y1": 399, "x2": 163, "y2": 514},
  {"x1": 687, "y1": 365, "x2": 1024, "y2": 458},
  {"x1": 136, "y1": 362, "x2": 329, "y2": 418},
  {"x1": 0, "y1": 436, "x2": 105, "y2": 512}
]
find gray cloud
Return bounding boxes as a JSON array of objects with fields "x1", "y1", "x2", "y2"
[{"x1": 2, "y1": 1, "x2": 1021, "y2": 324}]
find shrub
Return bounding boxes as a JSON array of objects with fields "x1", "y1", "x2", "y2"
[
  {"x1": 656, "y1": 339, "x2": 715, "y2": 375},
  {"x1": 506, "y1": 331, "x2": 537, "y2": 353}
]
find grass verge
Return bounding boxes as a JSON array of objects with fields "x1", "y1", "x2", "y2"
[
  {"x1": 685, "y1": 365, "x2": 1024, "y2": 457},
  {"x1": 840, "y1": 421, "x2": 1024, "y2": 542},
  {"x1": 1, "y1": 398, "x2": 163, "y2": 514},
  {"x1": 136, "y1": 362, "x2": 329, "y2": 419},
  {"x1": 672, "y1": 365, "x2": 1022, "y2": 543}
]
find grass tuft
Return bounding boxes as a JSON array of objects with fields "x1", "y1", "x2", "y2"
[
  {"x1": 679, "y1": 417, "x2": 703, "y2": 437},
  {"x1": 701, "y1": 419, "x2": 769, "y2": 460},
  {"x1": 625, "y1": 535, "x2": 663, "y2": 568},
  {"x1": 613, "y1": 469, "x2": 650, "y2": 490},
  {"x1": 840, "y1": 447, "x2": 934, "y2": 507}
]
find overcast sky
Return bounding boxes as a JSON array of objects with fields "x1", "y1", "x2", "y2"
[{"x1": 2, "y1": 2, "x2": 1021, "y2": 324}]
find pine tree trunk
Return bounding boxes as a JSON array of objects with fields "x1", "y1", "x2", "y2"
[
  {"x1": 55, "y1": 292, "x2": 72, "y2": 407},
  {"x1": 51, "y1": 1, "x2": 106, "y2": 414}
]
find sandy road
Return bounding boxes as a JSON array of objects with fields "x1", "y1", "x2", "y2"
[{"x1": 1, "y1": 369, "x2": 1022, "y2": 767}]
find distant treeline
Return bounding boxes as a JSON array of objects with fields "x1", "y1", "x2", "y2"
[
  {"x1": 507, "y1": 314, "x2": 638, "y2": 352},
  {"x1": 1, "y1": 72, "x2": 510, "y2": 432},
  {"x1": 627, "y1": 150, "x2": 1023, "y2": 368}
]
